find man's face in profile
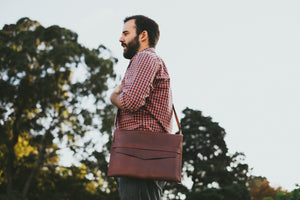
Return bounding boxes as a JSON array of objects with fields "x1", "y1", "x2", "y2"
[{"x1": 120, "y1": 19, "x2": 140, "y2": 59}]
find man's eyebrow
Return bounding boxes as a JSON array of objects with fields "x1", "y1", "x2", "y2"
[{"x1": 122, "y1": 30, "x2": 129, "y2": 34}]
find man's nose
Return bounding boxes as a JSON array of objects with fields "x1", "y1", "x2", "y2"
[{"x1": 119, "y1": 36, "x2": 124, "y2": 43}]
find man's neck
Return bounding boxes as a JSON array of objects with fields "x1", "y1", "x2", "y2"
[{"x1": 137, "y1": 44, "x2": 150, "y2": 53}]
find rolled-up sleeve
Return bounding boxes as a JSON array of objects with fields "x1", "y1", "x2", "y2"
[{"x1": 120, "y1": 52, "x2": 159, "y2": 112}]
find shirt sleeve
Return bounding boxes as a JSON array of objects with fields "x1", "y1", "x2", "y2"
[{"x1": 120, "y1": 52, "x2": 159, "y2": 112}]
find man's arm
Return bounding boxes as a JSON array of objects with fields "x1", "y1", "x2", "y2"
[
  {"x1": 119, "y1": 53, "x2": 158, "y2": 112},
  {"x1": 110, "y1": 85, "x2": 123, "y2": 109}
]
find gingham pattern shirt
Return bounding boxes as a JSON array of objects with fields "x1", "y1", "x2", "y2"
[{"x1": 116, "y1": 48, "x2": 173, "y2": 133}]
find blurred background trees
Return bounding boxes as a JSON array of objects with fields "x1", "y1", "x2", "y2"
[
  {"x1": 0, "y1": 17, "x2": 118, "y2": 200},
  {"x1": 0, "y1": 17, "x2": 298, "y2": 200},
  {"x1": 248, "y1": 176, "x2": 283, "y2": 200},
  {"x1": 249, "y1": 176, "x2": 300, "y2": 200},
  {"x1": 164, "y1": 108, "x2": 250, "y2": 200}
]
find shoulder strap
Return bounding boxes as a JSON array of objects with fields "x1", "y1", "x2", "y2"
[{"x1": 172, "y1": 105, "x2": 182, "y2": 135}]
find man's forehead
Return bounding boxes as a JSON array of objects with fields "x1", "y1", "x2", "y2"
[{"x1": 123, "y1": 19, "x2": 136, "y2": 31}]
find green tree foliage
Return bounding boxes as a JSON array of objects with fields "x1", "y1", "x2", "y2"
[
  {"x1": 276, "y1": 185, "x2": 300, "y2": 200},
  {"x1": 165, "y1": 108, "x2": 250, "y2": 200},
  {"x1": 289, "y1": 186, "x2": 300, "y2": 200},
  {"x1": 0, "y1": 17, "x2": 118, "y2": 199},
  {"x1": 263, "y1": 197, "x2": 274, "y2": 200}
]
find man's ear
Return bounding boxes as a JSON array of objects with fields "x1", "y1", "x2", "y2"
[{"x1": 139, "y1": 30, "x2": 149, "y2": 43}]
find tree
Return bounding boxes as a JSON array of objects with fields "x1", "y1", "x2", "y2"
[
  {"x1": 288, "y1": 185, "x2": 300, "y2": 200},
  {"x1": 276, "y1": 185, "x2": 300, "y2": 200},
  {"x1": 248, "y1": 176, "x2": 283, "y2": 200},
  {"x1": 164, "y1": 108, "x2": 250, "y2": 199},
  {"x1": 263, "y1": 197, "x2": 274, "y2": 200},
  {"x1": 0, "y1": 17, "x2": 117, "y2": 199}
]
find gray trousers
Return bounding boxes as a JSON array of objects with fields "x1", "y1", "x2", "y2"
[{"x1": 117, "y1": 177, "x2": 166, "y2": 200}]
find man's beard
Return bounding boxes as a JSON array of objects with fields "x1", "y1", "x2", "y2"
[{"x1": 123, "y1": 35, "x2": 140, "y2": 59}]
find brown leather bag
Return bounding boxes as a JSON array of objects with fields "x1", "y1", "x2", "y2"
[{"x1": 107, "y1": 106, "x2": 182, "y2": 182}]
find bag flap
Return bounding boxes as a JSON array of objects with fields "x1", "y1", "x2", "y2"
[
  {"x1": 112, "y1": 130, "x2": 183, "y2": 154},
  {"x1": 115, "y1": 147, "x2": 177, "y2": 160}
]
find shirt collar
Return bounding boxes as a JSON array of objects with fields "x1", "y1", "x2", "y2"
[
  {"x1": 141, "y1": 47, "x2": 155, "y2": 53},
  {"x1": 128, "y1": 48, "x2": 155, "y2": 67},
  {"x1": 132, "y1": 48, "x2": 155, "y2": 59}
]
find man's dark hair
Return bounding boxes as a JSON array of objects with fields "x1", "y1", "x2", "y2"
[{"x1": 124, "y1": 15, "x2": 160, "y2": 48}]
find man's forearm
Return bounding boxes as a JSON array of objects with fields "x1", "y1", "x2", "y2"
[{"x1": 110, "y1": 85, "x2": 123, "y2": 109}]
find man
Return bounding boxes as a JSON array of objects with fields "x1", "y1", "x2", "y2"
[{"x1": 110, "y1": 15, "x2": 173, "y2": 200}]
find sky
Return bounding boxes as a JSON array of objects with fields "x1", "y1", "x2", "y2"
[{"x1": 1, "y1": 0, "x2": 300, "y2": 191}]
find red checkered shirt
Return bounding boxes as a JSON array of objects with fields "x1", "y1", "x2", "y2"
[{"x1": 115, "y1": 48, "x2": 173, "y2": 133}]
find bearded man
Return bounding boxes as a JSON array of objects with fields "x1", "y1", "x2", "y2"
[{"x1": 110, "y1": 15, "x2": 173, "y2": 200}]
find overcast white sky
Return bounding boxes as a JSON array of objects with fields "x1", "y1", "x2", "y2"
[{"x1": 1, "y1": 0, "x2": 300, "y2": 191}]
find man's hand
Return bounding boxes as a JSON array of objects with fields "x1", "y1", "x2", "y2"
[{"x1": 110, "y1": 85, "x2": 123, "y2": 109}]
